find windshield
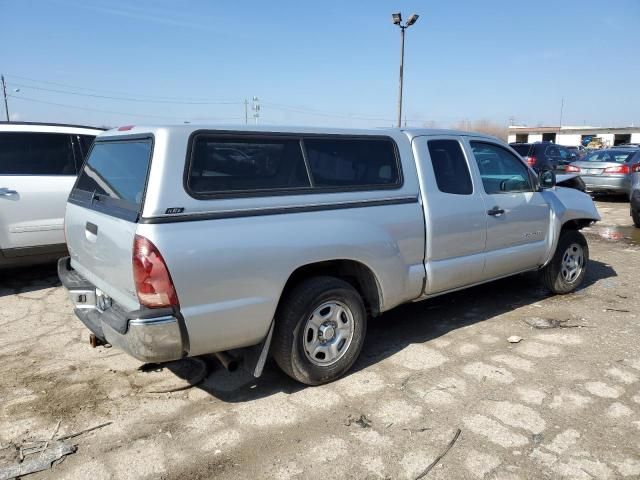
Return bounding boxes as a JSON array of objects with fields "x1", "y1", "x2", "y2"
[{"x1": 582, "y1": 150, "x2": 636, "y2": 163}]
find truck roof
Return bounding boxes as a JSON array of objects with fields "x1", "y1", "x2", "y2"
[{"x1": 98, "y1": 124, "x2": 500, "y2": 142}]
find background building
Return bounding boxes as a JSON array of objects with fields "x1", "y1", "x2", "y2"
[{"x1": 507, "y1": 126, "x2": 640, "y2": 147}]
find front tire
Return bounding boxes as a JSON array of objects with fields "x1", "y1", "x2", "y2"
[
  {"x1": 272, "y1": 276, "x2": 367, "y2": 385},
  {"x1": 541, "y1": 230, "x2": 589, "y2": 294},
  {"x1": 632, "y1": 207, "x2": 640, "y2": 228}
]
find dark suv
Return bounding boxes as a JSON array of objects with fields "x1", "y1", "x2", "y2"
[{"x1": 510, "y1": 142, "x2": 577, "y2": 172}]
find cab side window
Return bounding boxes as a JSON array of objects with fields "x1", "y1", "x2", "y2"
[
  {"x1": 427, "y1": 139, "x2": 473, "y2": 195},
  {"x1": 470, "y1": 141, "x2": 533, "y2": 194}
]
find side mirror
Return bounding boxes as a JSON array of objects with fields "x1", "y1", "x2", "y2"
[{"x1": 539, "y1": 169, "x2": 556, "y2": 189}]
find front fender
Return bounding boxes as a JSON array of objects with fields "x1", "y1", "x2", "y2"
[{"x1": 540, "y1": 186, "x2": 600, "y2": 267}]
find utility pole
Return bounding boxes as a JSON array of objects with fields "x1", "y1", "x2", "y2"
[
  {"x1": 252, "y1": 96, "x2": 260, "y2": 125},
  {"x1": 1, "y1": 75, "x2": 9, "y2": 122},
  {"x1": 392, "y1": 13, "x2": 419, "y2": 128},
  {"x1": 559, "y1": 98, "x2": 564, "y2": 128},
  {"x1": 244, "y1": 99, "x2": 248, "y2": 125}
]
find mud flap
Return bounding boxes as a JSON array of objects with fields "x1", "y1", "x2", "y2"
[{"x1": 240, "y1": 320, "x2": 274, "y2": 378}]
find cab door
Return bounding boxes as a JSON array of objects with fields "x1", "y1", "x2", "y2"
[
  {"x1": 464, "y1": 139, "x2": 551, "y2": 279},
  {"x1": 412, "y1": 135, "x2": 488, "y2": 294}
]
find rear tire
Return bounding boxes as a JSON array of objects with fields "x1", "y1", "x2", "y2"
[
  {"x1": 632, "y1": 207, "x2": 640, "y2": 228},
  {"x1": 272, "y1": 276, "x2": 367, "y2": 385},
  {"x1": 541, "y1": 230, "x2": 589, "y2": 294}
]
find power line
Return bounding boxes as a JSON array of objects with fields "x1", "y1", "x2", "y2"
[
  {"x1": 12, "y1": 96, "x2": 244, "y2": 122},
  {"x1": 4, "y1": 73, "x2": 240, "y2": 103},
  {"x1": 9, "y1": 82, "x2": 242, "y2": 105}
]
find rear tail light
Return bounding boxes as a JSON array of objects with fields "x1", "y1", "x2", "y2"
[
  {"x1": 565, "y1": 165, "x2": 581, "y2": 172},
  {"x1": 525, "y1": 156, "x2": 537, "y2": 166},
  {"x1": 603, "y1": 164, "x2": 630, "y2": 174},
  {"x1": 632, "y1": 163, "x2": 640, "y2": 173},
  {"x1": 133, "y1": 235, "x2": 179, "y2": 308}
]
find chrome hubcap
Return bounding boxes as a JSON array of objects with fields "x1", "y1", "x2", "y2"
[
  {"x1": 561, "y1": 243, "x2": 584, "y2": 283},
  {"x1": 303, "y1": 301, "x2": 355, "y2": 366}
]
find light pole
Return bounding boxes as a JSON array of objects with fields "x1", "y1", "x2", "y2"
[{"x1": 392, "y1": 12, "x2": 419, "y2": 128}]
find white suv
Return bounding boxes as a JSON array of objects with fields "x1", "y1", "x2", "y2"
[{"x1": 0, "y1": 122, "x2": 103, "y2": 268}]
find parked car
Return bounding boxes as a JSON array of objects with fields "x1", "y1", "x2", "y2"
[
  {"x1": 0, "y1": 122, "x2": 103, "y2": 268},
  {"x1": 631, "y1": 163, "x2": 640, "y2": 227},
  {"x1": 509, "y1": 142, "x2": 575, "y2": 171},
  {"x1": 59, "y1": 126, "x2": 599, "y2": 385},
  {"x1": 565, "y1": 148, "x2": 640, "y2": 196}
]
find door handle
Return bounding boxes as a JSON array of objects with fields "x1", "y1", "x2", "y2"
[
  {"x1": 0, "y1": 188, "x2": 18, "y2": 197},
  {"x1": 86, "y1": 222, "x2": 98, "y2": 235},
  {"x1": 487, "y1": 206, "x2": 505, "y2": 216}
]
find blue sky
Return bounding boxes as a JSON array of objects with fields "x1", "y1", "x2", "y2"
[{"x1": 2, "y1": 0, "x2": 639, "y2": 128}]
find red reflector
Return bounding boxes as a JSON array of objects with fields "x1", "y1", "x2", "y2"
[
  {"x1": 132, "y1": 235, "x2": 179, "y2": 308},
  {"x1": 526, "y1": 156, "x2": 536, "y2": 166},
  {"x1": 565, "y1": 165, "x2": 581, "y2": 172},
  {"x1": 603, "y1": 164, "x2": 630, "y2": 174},
  {"x1": 118, "y1": 125, "x2": 135, "y2": 131}
]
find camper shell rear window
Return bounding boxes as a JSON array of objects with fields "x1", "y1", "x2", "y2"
[{"x1": 69, "y1": 136, "x2": 153, "y2": 221}]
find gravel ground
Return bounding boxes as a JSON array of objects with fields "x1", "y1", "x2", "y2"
[{"x1": 1, "y1": 198, "x2": 639, "y2": 480}]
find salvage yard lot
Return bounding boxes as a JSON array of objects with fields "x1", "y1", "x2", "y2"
[{"x1": 1, "y1": 199, "x2": 639, "y2": 480}]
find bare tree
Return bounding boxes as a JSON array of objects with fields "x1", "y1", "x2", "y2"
[{"x1": 450, "y1": 119, "x2": 507, "y2": 140}]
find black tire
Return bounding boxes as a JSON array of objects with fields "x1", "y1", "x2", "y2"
[
  {"x1": 541, "y1": 230, "x2": 589, "y2": 294},
  {"x1": 632, "y1": 207, "x2": 640, "y2": 228},
  {"x1": 272, "y1": 276, "x2": 367, "y2": 385}
]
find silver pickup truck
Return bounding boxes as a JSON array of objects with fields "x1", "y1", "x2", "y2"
[{"x1": 59, "y1": 126, "x2": 600, "y2": 385}]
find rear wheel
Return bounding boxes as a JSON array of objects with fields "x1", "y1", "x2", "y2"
[
  {"x1": 541, "y1": 230, "x2": 589, "y2": 294},
  {"x1": 632, "y1": 207, "x2": 640, "y2": 228},
  {"x1": 272, "y1": 276, "x2": 367, "y2": 385}
]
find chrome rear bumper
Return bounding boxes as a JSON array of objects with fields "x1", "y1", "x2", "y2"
[
  {"x1": 58, "y1": 257, "x2": 186, "y2": 362},
  {"x1": 103, "y1": 315, "x2": 184, "y2": 362}
]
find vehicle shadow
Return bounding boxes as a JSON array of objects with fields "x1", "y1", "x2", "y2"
[
  {"x1": 0, "y1": 263, "x2": 60, "y2": 298},
  {"x1": 592, "y1": 193, "x2": 628, "y2": 203},
  {"x1": 185, "y1": 259, "x2": 617, "y2": 402}
]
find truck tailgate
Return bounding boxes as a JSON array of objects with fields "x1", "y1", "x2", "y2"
[{"x1": 66, "y1": 202, "x2": 139, "y2": 311}]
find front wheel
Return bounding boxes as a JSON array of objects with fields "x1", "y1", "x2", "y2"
[
  {"x1": 540, "y1": 230, "x2": 589, "y2": 294},
  {"x1": 632, "y1": 207, "x2": 640, "y2": 228},
  {"x1": 271, "y1": 276, "x2": 367, "y2": 385}
]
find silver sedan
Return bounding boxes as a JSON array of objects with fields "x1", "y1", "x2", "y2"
[{"x1": 566, "y1": 148, "x2": 640, "y2": 195}]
